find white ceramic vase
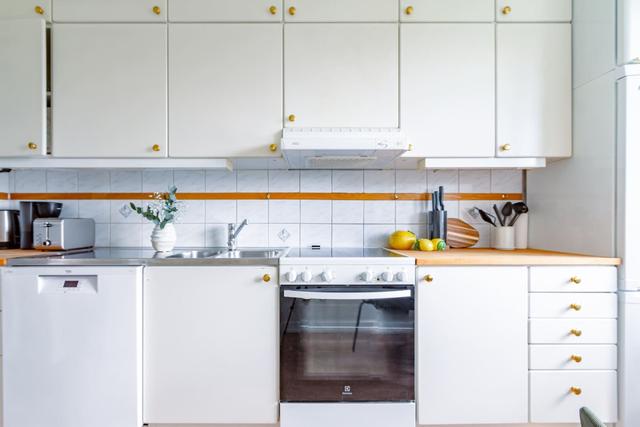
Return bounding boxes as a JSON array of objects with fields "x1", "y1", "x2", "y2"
[{"x1": 151, "y1": 223, "x2": 176, "y2": 252}]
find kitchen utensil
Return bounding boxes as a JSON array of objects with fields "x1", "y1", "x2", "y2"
[
  {"x1": 438, "y1": 186, "x2": 445, "y2": 210},
  {"x1": 446, "y1": 218, "x2": 480, "y2": 248},
  {"x1": 493, "y1": 204, "x2": 505, "y2": 226},
  {"x1": 508, "y1": 202, "x2": 529, "y2": 226},
  {"x1": 501, "y1": 202, "x2": 513, "y2": 224},
  {"x1": 0, "y1": 210, "x2": 20, "y2": 248},
  {"x1": 474, "y1": 208, "x2": 497, "y2": 227},
  {"x1": 492, "y1": 226, "x2": 515, "y2": 250},
  {"x1": 432, "y1": 191, "x2": 440, "y2": 211}
]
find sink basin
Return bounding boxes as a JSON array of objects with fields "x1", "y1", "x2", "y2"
[
  {"x1": 214, "y1": 249, "x2": 285, "y2": 259},
  {"x1": 166, "y1": 250, "x2": 226, "y2": 259}
]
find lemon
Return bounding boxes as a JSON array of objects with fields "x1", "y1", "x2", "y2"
[
  {"x1": 418, "y1": 239, "x2": 435, "y2": 252},
  {"x1": 431, "y1": 238, "x2": 447, "y2": 251},
  {"x1": 388, "y1": 230, "x2": 417, "y2": 250}
]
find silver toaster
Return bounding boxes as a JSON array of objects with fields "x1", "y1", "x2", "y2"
[{"x1": 33, "y1": 218, "x2": 95, "y2": 250}]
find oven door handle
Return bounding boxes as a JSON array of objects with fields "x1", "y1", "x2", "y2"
[{"x1": 283, "y1": 289, "x2": 412, "y2": 301}]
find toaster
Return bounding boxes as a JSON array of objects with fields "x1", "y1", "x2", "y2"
[{"x1": 33, "y1": 218, "x2": 95, "y2": 250}]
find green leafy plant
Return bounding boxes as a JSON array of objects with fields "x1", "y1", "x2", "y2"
[{"x1": 130, "y1": 185, "x2": 180, "y2": 229}]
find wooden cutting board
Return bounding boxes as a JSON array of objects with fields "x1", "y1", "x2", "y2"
[{"x1": 446, "y1": 218, "x2": 480, "y2": 248}]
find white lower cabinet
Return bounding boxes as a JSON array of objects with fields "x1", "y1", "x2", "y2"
[
  {"x1": 143, "y1": 266, "x2": 279, "y2": 424},
  {"x1": 416, "y1": 267, "x2": 528, "y2": 425}
]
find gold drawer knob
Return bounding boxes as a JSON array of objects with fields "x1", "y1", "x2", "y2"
[
  {"x1": 570, "y1": 386, "x2": 582, "y2": 396},
  {"x1": 570, "y1": 329, "x2": 583, "y2": 337},
  {"x1": 269, "y1": 143, "x2": 278, "y2": 152},
  {"x1": 569, "y1": 303, "x2": 582, "y2": 311},
  {"x1": 152, "y1": 5, "x2": 161, "y2": 15},
  {"x1": 288, "y1": 6, "x2": 297, "y2": 16},
  {"x1": 27, "y1": 142, "x2": 38, "y2": 150},
  {"x1": 570, "y1": 276, "x2": 582, "y2": 284},
  {"x1": 501, "y1": 143, "x2": 512, "y2": 152},
  {"x1": 263, "y1": 274, "x2": 272, "y2": 283},
  {"x1": 288, "y1": 114, "x2": 296, "y2": 122},
  {"x1": 405, "y1": 6, "x2": 414, "y2": 15},
  {"x1": 570, "y1": 354, "x2": 583, "y2": 363},
  {"x1": 502, "y1": 6, "x2": 512, "y2": 15},
  {"x1": 34, "y1": 5, "x2": 45, "y2": 15},
  {"x1": 152, "y1": 144, "x2": 161, "y2": 152},
  {"x1": 424, "y1": 274, "x2": 434, "y2": 283},
  {"x1": 269, "y1": 5, "x2": 278, "y2": 15}
]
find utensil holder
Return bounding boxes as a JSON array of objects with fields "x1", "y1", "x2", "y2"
[
  {"x1": 428, "y1": 210, "x2": 447, "y2": 240},
  {"x1": 492, "y1": 226, "x2": 515, "y2": 250}
]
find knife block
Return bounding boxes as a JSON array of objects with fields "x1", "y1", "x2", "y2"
[{"x1": 428, "y1": 210, "x2": 448, "y2": 240}]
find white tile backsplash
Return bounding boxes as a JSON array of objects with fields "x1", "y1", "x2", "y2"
[
  {"x1": 0, "y1": 172, "x2": 9, "y2": 193},
  {"x1": 11, "y1": 168, "x2": 522, "y2": 248}
]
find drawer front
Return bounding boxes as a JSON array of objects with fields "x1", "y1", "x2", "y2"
[
  {"x1": 529, "y1": 345, "x2": 617, "y2": 370},
  {"x1": 53, "y1": 0, "x2": 167, "y2": 22},
  {"x1": 399, "y1": 0, "x2": 495, "y2": 22},
  {"x1": 168, "y1": 0, "x2": 283, "y2": 22},
  {"x1": 530, "y1": 371, "x2": 617, "y2": 423},
  {"x1": 529, "y1": 319, "x2": 617, "y2": 344},
  {"x1": 529, "y1": 293, "x2": 618, "y2": 319},
  {"x1": 530, "y1": 266, "x2": 617, "y2": 293},
  {"x1": 496, "y1": 0, "x2": 572, "y2": 22}
]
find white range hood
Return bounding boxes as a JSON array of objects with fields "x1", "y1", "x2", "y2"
[{"x1": 281, "y1": 128, "x2": 409, "y2": 169}]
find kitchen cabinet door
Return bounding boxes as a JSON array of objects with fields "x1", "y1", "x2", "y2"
[
  {"x1": 53, "y1": 0, "x2": 166, "y2": 22},
  {"x1": 143, "y1": 266, "x2": 278, "y2": 424},
  {"x1": 400, "y1": 0, "x2": 494, "y2": 22},
  {"x1": 0, "y1": 19, "x2": 46, "y2": 157},
  {"x1": 416, "y1": 267, "x2": 528, "y2": 424},
  {"x1": 52, "y1": 24, "x2": 167, "y2": 158},
  {"x1": 285, "y1": 24, "x2": 398, "y2": 128},
  {"x1": 169, "y1": 24, "x2": 282, "y2": 157},
  {"x1": 497, "y1": 24, "x2": 572, "y2": 158},
  {"x1": 284, "y1": 0, "x2": 397, "y2": 22},
  {"x1": 0, "y1": 0, "x2": 51, "y2": 21},
  {"x1": 401, "y1": 24, "x2": 494, "y2": 157},
  {"x1": 497, "y1": 0, "x2": 572, "y2": 22},
  {"x1": 618, "y1": 0, "x2": 640, "y2": 64},
  {"x1": 169, "y1": 0, "x2": 282, "y2": 21}
]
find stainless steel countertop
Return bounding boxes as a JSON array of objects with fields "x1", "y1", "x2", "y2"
[{"x1": 6, "y1": 248, "x2": 284, "y2": 267}]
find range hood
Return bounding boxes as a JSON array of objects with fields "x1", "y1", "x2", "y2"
[{"x1": 281, "y1": 128, "x2": 409, "y2": 169}]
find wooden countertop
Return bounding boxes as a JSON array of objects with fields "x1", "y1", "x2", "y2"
[
  {"x1": 0, "y1": 249, "x2": 71, "y2": 266},
  {"x1": 388, "y1": 248, "x2": 621, "y2": 266}
]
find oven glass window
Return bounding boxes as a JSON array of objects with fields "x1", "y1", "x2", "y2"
[{"x1": 280, "y1": 286, "x2": 414, "y2": 402}]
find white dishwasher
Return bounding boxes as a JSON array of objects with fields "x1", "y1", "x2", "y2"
[{"x1": 1, "y1": 266, "x2": 143, "y2": 427}]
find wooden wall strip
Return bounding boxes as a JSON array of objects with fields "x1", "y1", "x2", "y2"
[
  {"x1": 0, "y1": 193, "x2": 8, "y2": 200},
  {"x1": 9, "y1": 192, "x2": 524, "y2": 201}
]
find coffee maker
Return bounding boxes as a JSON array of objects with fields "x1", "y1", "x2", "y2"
[{"x1": 19, "y1": 202, "x2": 63, "y2": 249}]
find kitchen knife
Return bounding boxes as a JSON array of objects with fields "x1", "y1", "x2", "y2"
[
  {"x1": 438, "y1": 186, "x2": 445, "y2": 211},
  {"x1": 493, "y1": 204, "x2": 505, "y2": 226}
]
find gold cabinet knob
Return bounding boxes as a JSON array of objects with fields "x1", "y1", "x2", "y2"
[
  {"x1": 269, "y1": 143, "x2": 278, "y2": 152},
  {"x1": 570, "y1": 276, "x2": 582, "y2": 284},
  {"x1": 424, "y1": 274, "x2": 434, "y2": 283},
  {"x1": 34, "y1": 5, "x2": 45, "y2": 15},
  {"x1": 263, "y1": 274, "x2": 272, "y2": 283},
  {"x1": 288, "y1": 6, "x2": 296, "y2": 16},
  {"x1": 269, "y1": 5, "x2": 278, "y2": 15},
  {"x1": 569, "y1": 303, "x2": 582, "y2": 311},
  {"x1": 569, "y1": 386, "x2": 582, "y2": 396},
  {"x1": 152, "y1": 5, "x2": 161, "y2": 15},
  {"x1": 570, "y1": 329, "x2": 583, "y2": 337},
  {"x1": 27, "y1": 142, "x2": 38, "y2": 150},
  {"x1": 570, "y1": 354, "x2": 583, "y2": 363},
  {"x1": 405, "y1": 6, "x2": 414, "y2": 15},
  {"x1": 502, "y1": 6, "x2": 512, "y2": 15},
  {"x1": 288, "y1": 114, "x2": 296, "y2": 122},
  {"x1": 152, "y1": 144, "x2": 161, "y2": 152},
  {"x1": 501, "y1": 144, "x2": 512, "y2": 152}
]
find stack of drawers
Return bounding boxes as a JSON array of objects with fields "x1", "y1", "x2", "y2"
[{"x1": 528, "y1": 266, "x2": 618, "y2": 423}]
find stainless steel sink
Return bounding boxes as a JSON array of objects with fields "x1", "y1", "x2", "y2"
[
  {"x1": 166, "y1": 250, "x2": 226, "y2": 259},
  {"x1": 214, "y1": 249, "x2": 285, "y2": 259}
]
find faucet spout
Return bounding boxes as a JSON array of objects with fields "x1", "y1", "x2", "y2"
[{"x1": 228, "y1": 219, "x2": 248, "y2": 250}]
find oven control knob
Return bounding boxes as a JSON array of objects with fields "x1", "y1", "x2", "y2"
[
  {"x1": 321, "y1": 270, "x2": 334, "y2": 282},
  {"x1": 286, "y1": 269, "x2": 297, "y2": 282},
  {"x1": 396, "y1": 270, "x2": 408, "y2": 282},
  {"x1": 301, "y1": 270, "x2": 313, "y2": 283},
  {"x1": 381, "y1": 270, "x2": 394, "y2": 282},
  {"x1": 361, "y1": 269, "x2": 374, "y2": 282}
]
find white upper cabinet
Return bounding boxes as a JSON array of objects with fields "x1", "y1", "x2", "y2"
[
  {"x1": 416, "y1": 267, "x2": 529, "y2": 425},
  {"x1": 284, "y1": 0, "x2": 398, "y2": 22},
  {"x1": 168, "y1": 0, "x2": 282, "y2": 22},
  {"x1": 497, "y1": 24, "x2": 572, "y2": 158},
  {"x1": 401, "y1": 24, "x2": 494, "y2": 157},
  {"x1": 284, "y1": 24, "x2": 398, "y2": 128},
  {"x1": 618, "y1": 0, "x2": 640, "y2": 64},
  {"x1": 400, "y1": 0, "x2": 494, "y2": 22},
  {"x1": 169, "y1": 24, "x2": 282, "y2": 157},
  {"x1": 0, "y1": 0, "x2": 51, "y2": 21},
  {"x1": 52, "y1": 24, "x2": 167, "y2": 158},
  {"x1": 0, "y1": 19, "x2": 46, "y2": 157},
  {"x1": 53, "y1": 0, "x2": 167, "y2": 22},
  {"x1": 497, "y1": 0, "x2": 572, "y2": 22}
]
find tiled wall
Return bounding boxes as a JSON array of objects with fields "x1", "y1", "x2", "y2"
[{"x1": 4, "y1": 169, "x2": 523, "y2": 249}]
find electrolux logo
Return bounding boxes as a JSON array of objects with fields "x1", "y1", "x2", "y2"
[{"x1": 342, "y1": 385, "x2": 352, "y2": 396}]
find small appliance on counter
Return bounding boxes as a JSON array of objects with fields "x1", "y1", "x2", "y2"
[
  {"x1": 19, "y1": 201, "x2": 63, "y2": 249},
  {"x1": 0, "y1": 210, "x2": 20, "y2": 248},
  {"x1": 33, "y1": 218, "x2": 95, "y2": 250}
]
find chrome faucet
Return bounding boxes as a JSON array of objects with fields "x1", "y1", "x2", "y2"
[{"x1": 227, "y1": 219, "x2": 248, "y2": 251}]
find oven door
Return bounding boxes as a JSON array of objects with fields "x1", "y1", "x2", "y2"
[{"x1": 280, "y1": 286, "x2": 414, "y2": 402}]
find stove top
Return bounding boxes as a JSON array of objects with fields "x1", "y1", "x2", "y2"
[{"x1": 285, "y1": 247, "x2": 403, "y2": 258}]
